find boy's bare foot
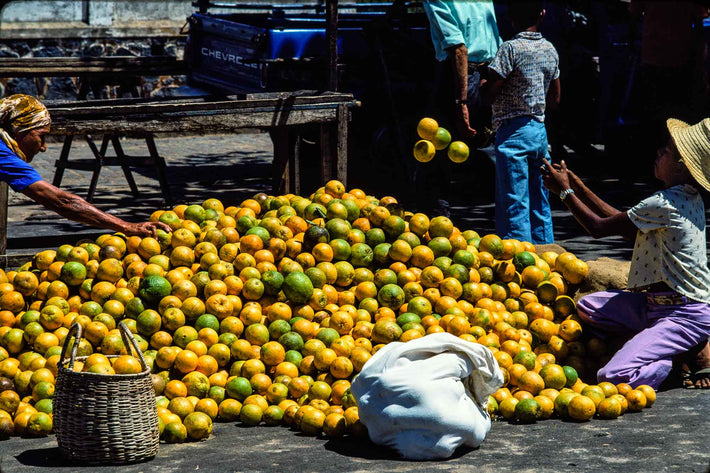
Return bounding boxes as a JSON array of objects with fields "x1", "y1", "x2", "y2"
[{"x1": 682, "y1": 340, "x2": 710, "y2": 389}]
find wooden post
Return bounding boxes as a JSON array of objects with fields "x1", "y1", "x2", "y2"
[
  {"x1": 326, "y1": 0, "x2": 339, "y2": 91},
  {"x1": 336, "y1": 103, "x2": 349, "y2": 187}
]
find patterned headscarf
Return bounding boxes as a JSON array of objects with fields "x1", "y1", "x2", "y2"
[{"x1": 0, "y1": 94, "x2": 51, "y2": 160}]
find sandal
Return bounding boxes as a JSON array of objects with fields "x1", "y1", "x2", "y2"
[{"x1": 683, "y1": 367, "x2": 710, "y2": 389}]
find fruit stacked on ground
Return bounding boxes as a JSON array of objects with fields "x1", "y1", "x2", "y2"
[{"x1": 0, "y1": 181, "x2": 656, "y2": 441}]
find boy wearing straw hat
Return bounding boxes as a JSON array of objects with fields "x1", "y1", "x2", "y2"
[{"x1": 541, "y1": 118, "x2": 710, "y2": 390}]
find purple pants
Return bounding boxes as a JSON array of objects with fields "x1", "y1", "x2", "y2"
[{"x1": 577, "y1": 290, "x2": 710, "y2": 390}]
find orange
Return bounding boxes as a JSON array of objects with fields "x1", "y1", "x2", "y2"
[
  {"x1": 597, "y1": 381, "x2": 619, "y2": 398},
  {"x1": 554, "y1": 390, "x2": 579, "y2": 418},
  {"x1": 568, "y1": 394, "x2": 596, "y2": 421},
  {"x1": 330, "y1": 356, "x2": 354, "y2": 379},
  {"x1": 597, "y1": 396, "x2": 623, "y2": 419},
  {"x1": 555, "y1": 252, "x2": 578, "y2": 272},
  {"x1": 13, "y1": 271, "x2": 39, "y2": 296},
  {"x1": 174, "y1": 349, "x2": 199, "y2": 374},
  {"x1": 635, "y1": 384, "x2": 656, "y2": 408},
  {"x1": 416, "y1": 117, "x2": 439, "y2": 141},
  {"x1": 413, "y1": 139, "x2": 436, "y2": 163},
  {"x1": 113, "y1": 355, "x2": 143, "y2": 374},
  {"x1": 260, "y1": 341, "x2": 286, "y2": 366},
  {"x1": 562, "y1": 258, "x2": 589, "y2": 285},
  {"x1": 610, "y1": 394, "x2": 629, "y2": 414},
  {"x1": 0, "y1": 291, "x2": 25, "y2": 314},
  {"x1": 498, "y1": 396, "x2": 519, "y2": 420},
  {"x1": 431, "y1": 127, "x2": 451, "y2": 150},
  {"x1": 447, "y1": 141, "x2": 469, "y2": 163},
  {"x1": 323, "y1": 412, "x2": 347, "y2": 437},
  {"x1": 324, "y1": 180, "x2": 346, "y2": 198},
  {"x1": 625, "y1": 389, "x2": 647, "y2": 412},
  {"x1": 478, "y1": 234, "x2": 504, "y2": 259},
  {"x1": 581, "y1": 385, "x2": 606, "y2": 407},
  {"x1": 529, "y1": 318, "x2": 558, "y2": 343},
  {"x1": 517, "y1": 371, "x2": 545, "y2": 395},
  {"x1": 558, "y1": 317, "x2": 583, "y2": 342},
  {"x1": 521, "y1": 266, "x2": 546, "y2": 289},
  {"x1": 539, "y1": 363, "x2": 567, "y2": 390}
]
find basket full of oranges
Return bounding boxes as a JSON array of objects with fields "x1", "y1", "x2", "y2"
[{"x1": 54, "y1": 321, "x2": 159, "y2": 464}]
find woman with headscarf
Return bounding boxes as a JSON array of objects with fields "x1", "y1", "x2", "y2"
[{"x1": 0, "y1": 94, "x2": 169, "y2": 237}]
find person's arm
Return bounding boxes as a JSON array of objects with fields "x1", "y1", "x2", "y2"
[
  {"x1": 542, "y1": 159, "x2": 637, "y2": 240},
  {"x1": 481, "y1": 69, "x2": 505, "y2": 107},
  {"x1": 449, "y1": 44, "x2": 477, "y2": 138},
  {"x1": 546, "y1": 77, "x2": 561, "y2": 110},
  {"x1": 548, "y1": 160, "x2": 621, "y2": 218},
  {"x1": 22, "y1": 180, "x2": 171, "y2": 237}
]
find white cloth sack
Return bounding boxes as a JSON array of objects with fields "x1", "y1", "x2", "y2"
[{"x1": 350, "y1": 332, "x2": 504, "y2": 460}]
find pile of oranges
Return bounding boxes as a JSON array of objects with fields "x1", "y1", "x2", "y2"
[{"x1": 0, "y1": 179, "x2": 656, "y2": 443}]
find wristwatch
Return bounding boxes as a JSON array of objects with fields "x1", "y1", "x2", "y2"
[
  {"x1": 454, "y1": 98, "x2": 467, "y2": 106},
  {"x1": 559, "y1": 188, "x2": 575, "y2": 201}
]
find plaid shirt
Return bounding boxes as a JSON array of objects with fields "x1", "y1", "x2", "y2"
[{"x1": 489, "y1": 31, "x2": 559, "y2": 131}]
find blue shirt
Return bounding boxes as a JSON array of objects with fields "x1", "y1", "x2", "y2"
[
  {"x1": 0, "y1": 140, "x2": 42, "y2": 192},
  {"x1": 489, "y1": 31, "x2": 559, "y2": 130},
  {"x1": 422, "y1": 0, "x2": 502, "y2": 63}
]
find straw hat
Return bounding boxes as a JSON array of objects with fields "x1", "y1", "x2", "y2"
[{"x1": 667, "y1": 118, "x2": 710, "y2": 192}]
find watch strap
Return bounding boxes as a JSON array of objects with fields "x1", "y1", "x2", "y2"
[{"x1": 559, "y1": 188, "x2": 575, "y2": 201}]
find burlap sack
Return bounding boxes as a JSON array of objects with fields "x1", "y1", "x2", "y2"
[{"x1": 535, "y1": 244, "x2": 630, "y2": 301}]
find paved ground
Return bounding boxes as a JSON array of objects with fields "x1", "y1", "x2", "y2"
[
  {"x1": 1, "y1": 132, "x2": 708, "y2": 472},
  {"x1": 0, "y1": 388, "x2": 706, "y2": 473}
]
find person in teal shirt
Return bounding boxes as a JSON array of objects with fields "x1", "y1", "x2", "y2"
[{"x1": 422, "y1": 0, "x2": 502, "y2": 143}]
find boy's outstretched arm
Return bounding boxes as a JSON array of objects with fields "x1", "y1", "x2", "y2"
[
  {"x1": 546, "y1": 160, "x2": 621, "y2": 218},
  {"x1": 542, "y1": 159, "x2": 637, "y2": 240}
]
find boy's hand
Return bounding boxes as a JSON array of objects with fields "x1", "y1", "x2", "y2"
[{"x1": 541, "y1": 158, "x2": 571, "y2": 193}]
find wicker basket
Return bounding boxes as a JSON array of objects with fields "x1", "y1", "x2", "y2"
[{"x1": 54, "y1": 321, "x2": 159, "y2": 464}]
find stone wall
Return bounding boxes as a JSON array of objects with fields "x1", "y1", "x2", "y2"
[{"x1": 0, "y1": 37, "x2": 187, "y2": 100}]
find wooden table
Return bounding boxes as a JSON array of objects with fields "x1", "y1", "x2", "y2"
[{"x1": 0, "y1": 92, "x2": 359, "y2": 256}]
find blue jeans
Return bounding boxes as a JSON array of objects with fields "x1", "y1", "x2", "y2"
[{"x1": 494, "y1": 117, "x2": 554, "y2": 244}]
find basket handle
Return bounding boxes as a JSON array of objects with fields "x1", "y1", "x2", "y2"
[
  {"x1": 60, "y1": 322, "x2": 84, "y2": 371},
  {"x1": 118, "y1": 321, "x2": 150, "y2": 372}
]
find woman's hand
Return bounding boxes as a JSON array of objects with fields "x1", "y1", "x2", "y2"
[
  {"x1": 124, "y1": 221, "x2": 172, "y2": 238},
  {"x1": 541, "y1": 158, "x2": 572, "y2": 194}
]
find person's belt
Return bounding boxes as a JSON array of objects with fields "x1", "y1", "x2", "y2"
[
  {"x1": 646, "y1": 292, "x2": 688, "y2": 306},
  {"x1": 468, "y1": 62, "x2": 490, "y2": 74}
]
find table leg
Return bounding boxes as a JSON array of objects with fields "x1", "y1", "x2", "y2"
[
  {"x1": 336, "y1": 103, "x2": 349, "y2": 187},
  {"x1": 84, "y1": 135, "x2": 104, "y2": 203},
  {"x1": 270, "y1": 127, "x2": 291, "y2": 195},
  {"x1": 320, "y1": 124, "x2": 333, "y2": 183},
  {"x1": 109, "y1": 135, "x2": 140, "y2": 197},
  {"x1": 52, "y1": 135, "x2": 74, "y2": 187},
  {"x1": 145, "y1": 134, "x2": 173, "y2": 206}
]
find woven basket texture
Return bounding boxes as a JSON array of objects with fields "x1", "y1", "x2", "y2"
[{"x1": 54, "y1": 322, "x2": 159, "y2": 464}]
